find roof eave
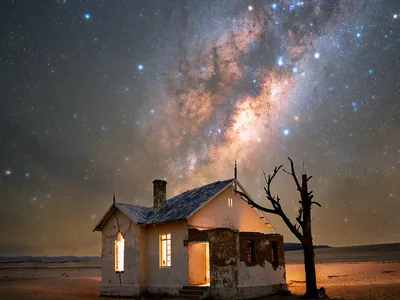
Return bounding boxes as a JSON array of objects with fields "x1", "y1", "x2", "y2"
[
  {"x1": 92, "y1": 204, "x2": 115, "y2": 232},
  {"x1": 92, "y1": 202, "x2": 142, "y2": 232},
  {"x1": 235, "y1": 179, "x2": 276, "y2": 230}
]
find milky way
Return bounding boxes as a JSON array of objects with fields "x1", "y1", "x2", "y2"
[{"x1": 1, "y1": 0, "x2": 400, "y2": 255}]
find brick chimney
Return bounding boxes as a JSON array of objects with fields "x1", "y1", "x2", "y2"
[{"x1": 153, "y1": 179, "x2": 167, "y2": 210}]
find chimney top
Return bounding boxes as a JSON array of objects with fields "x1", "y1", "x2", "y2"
[
  {"x1": 153, "y1": 179, "x2": 167, "y2": 184},
  {"x1": 153, "y1": 179, "x2": 167, "y2": 210}
]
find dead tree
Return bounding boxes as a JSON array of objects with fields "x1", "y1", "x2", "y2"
[{"x1": 235, "y1": 157, "x2": 322, "y2": 298}]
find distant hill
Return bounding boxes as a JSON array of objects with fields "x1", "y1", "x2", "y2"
[
  {"x1": 0, "y1": 256, "x2": 100, "y2": 263},
  {"x1": 285, "y1": 242, "x2": 400, "y2": 263},
  {"x1": 284, "y1": 243, "x2": 331, "y2": 251}
]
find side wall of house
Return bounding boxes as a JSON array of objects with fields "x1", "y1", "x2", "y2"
[
  {"x1": 140, "y1": 226, "x2": 148, "y2": 286},
  {"x1": 237, "y1": 233, "x2": 287, "y2": 299},
  {"x1": 188, "y1": 229, "x2": 287, "y2": 300},
  {"x1": 100, "y1": 210, "x2": 143, "y2": 297},
  {"x1": 187, "y1": 185, "x2": 268, "y2": 233},
  {"x1": 146, "y1": 221, "x2": 189, "y2": 295}
]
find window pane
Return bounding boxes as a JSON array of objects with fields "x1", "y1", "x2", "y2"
[
  {"x1": 115, "y1": 233, "x2": 124, "y2": 272},
  {"x1": 160, "y1": 233, "x2": 172, "y2": 267}
]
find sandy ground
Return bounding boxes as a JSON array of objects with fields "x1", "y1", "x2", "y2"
[
  {"x1": 286, "y1": 262, "x2": 400, "y2": 300},
  {"x1": 0, "y1": 261, "x2": 400, "y2": 300}
]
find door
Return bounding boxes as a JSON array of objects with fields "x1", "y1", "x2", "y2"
[{"x1": 188, "y1": 242, "x2": 210, "y2": 286}]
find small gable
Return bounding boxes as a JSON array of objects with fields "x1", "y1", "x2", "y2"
[
  {"x1": 188, "y1": 184, "x2": 274, "y2": 232},
  {"x1": 93, "y1": 203, "x2": 151, "y2": 231}
]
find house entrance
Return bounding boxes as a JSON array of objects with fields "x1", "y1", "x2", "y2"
[{"x1": 188, "y1": 242, "x2": 210, "y2": 286}]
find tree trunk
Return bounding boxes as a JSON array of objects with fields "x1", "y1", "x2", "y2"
[
  {"x1": 302, "y1": 240, "x2": 318, "y2": 298},
  {"x1": 301, "y1": 173, "x2": 318, "y2": 298}
]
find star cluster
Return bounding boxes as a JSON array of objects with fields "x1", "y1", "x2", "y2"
[{"x1": 0, "y1": 0, "x2": 400, "y2": 255}]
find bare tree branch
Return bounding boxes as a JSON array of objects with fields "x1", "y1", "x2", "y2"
[
  {"x1": 311, "y1": 201, "x2": 321, "y2": 207},
  {"x1": 234, "y1": 190, "x2": 278, "y2": 215},
  {"x1": 283, "y1": 157, "x2": 302, "y2": 192}
]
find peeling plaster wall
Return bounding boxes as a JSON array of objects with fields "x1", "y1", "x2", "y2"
[
  {"x1": 100, "y1": 210, "x2": 143, "y2": 296},
  {"x1": 237, "y1": 233, "x2": 287, "y2": 299},
  {"x1": 188, "y1": 185, "x2": 268, "y2": 233},
  {"x1": 188, "y1": 228, "x2": 287, "y2": 300},
  {"x1": 237, "y1": 262, "x2": 286, "y2": 298},
  {"x1": 146, "y1": 221, "x2": 188, "y2": 295},
  {"x1": 189, "y1": 228, "x2": 238, "y2": 299},
  {"x1": 209, "y1": 229, "x2": 238, "y2": 300}
]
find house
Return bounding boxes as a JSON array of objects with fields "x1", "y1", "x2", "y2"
[{"x1": 93, "y1": 178, "x2": 287, "y2": 299}]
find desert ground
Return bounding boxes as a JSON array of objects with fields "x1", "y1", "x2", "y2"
[{"x1": 0, "y1": 244, "x2": 399, "y2": 300}]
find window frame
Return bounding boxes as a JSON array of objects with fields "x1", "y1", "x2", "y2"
[
  {"x1": 114, "y1": 232, "x2": 125, "y2": 273},
  {"x1": 159, "y1": 233, "x2": 171, "y2": 268}
]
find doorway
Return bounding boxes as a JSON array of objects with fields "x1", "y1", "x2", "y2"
[{"x1": 188, "y1": 242, "x2": 210, "y2": 286}]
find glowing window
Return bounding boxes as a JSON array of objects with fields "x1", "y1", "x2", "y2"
[
  {"x1": 228, "y1": 197, "x2": 233, "y2": 207},
  {"x1": 115, "y1": 232, "x2": 125, "y2": 272},
  {"x1": 160, "y1": 233, "x2": 171, "y2": 268}
]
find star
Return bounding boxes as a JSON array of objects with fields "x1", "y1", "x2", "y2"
[
  {"x1": 84, "y1": 13, "x2": 90, "y2": 20},
  {"x1": 137, "y1": 64, "x2": 144, "y2": 71},
  {"x1": 25, "y1": 172, "x2": 30, "y2": 178},
  {"x1": 248, "y1": 6, "x2": 253, "y2": 11},
  {"x1": 5, "y1": 169, "x2": 11, "y2": 176},
  {"x1": 314, "y1": 52, "x2": 320, "y2": 59},
  {"x1": 394, "y1": 14, "x2": 398, "y2": 19},
  {"x1": 283, "y1": 129, "x2": 290, "y2": 136},
  {"x1": 271, "y1": 3, "x2": 277, "y2": 9}
]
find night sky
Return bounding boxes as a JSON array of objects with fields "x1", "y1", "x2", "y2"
[{"x1": 1, "y1": 0, "x2": 400, "y2": 256}]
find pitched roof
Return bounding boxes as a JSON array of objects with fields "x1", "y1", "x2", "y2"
[
  {"x1": 145, "y1": 179, "x2": 234, "y2": 224},
  {"x1": 93, "y1": 179, "x2": 234, "y2": 231},
  {"x1": 114, "y1": 203, "x2": 152, "y2": 224}
]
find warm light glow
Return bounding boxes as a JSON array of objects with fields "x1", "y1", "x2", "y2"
[
  {"x1": 160, "y1": 233, "x2": 171, "y2": 267},
  {"x1": 115, "y1": 232, "x2": 124, "y2": 272},
  {"x1": 228, "y1": 197, "x2": 233, "y2": 207}
]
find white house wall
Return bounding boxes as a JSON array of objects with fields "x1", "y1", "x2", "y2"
[
  {"x1": 100, "y1": 209, "x2": 142, "y2": 297},
  {"x1": 188, "y1": 185, "x2": 268, "y2": 233},
  {"x1": 237, "y1": 261, "x2": 286, "y2": 299},
  {"x1": 146, "y1": 221, "x2": 189, "y2": 295},
  {"x1": 140, "y1": 226, "x2": 148, "y2": 286}
]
